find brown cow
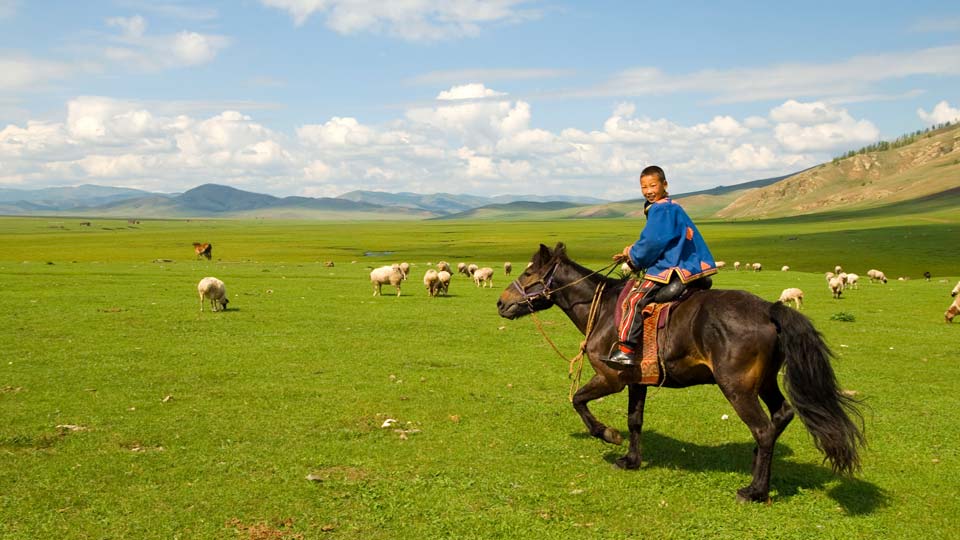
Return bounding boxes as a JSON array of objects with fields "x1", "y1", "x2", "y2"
[{"x1": 193, "y1": 242, "x2": 212, "y2": 260}]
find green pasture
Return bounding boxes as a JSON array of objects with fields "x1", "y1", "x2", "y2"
[{"x1": 1, "y1": 215, "x2": 958, "y2": 539}]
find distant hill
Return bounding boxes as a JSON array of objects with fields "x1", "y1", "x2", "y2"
[
  {"x1": 0, "y1": 184, "x2": 155, "y2": 210},
  {"x1": 338, "y1": 190, "x2": 607, "y2": 215},
  {"x1": 432, "y1": 201, "x2": 582, "y2": 220},
  {"x1": 716, "y1": 122, "x2": 960, "y2": 219}
]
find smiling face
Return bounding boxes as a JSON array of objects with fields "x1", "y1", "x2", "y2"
[{"x1": 640, "y1": 173, "x2": 668, "y2": 203}]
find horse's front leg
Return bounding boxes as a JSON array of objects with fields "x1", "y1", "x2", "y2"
[
  {"x1": 615, "y1": 383, "x2": 647, "y2": 470},
  {"x1": 572, "y1": 374, "x2": 626, "y2": 445}
]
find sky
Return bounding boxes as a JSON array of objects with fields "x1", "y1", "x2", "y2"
[{"x1": 1, "y1": 1, "x2": 959, "y2": 200}]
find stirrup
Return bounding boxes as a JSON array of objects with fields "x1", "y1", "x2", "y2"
[{"x1": 604, "y1": 348, "x2": 637, "y2": 370}]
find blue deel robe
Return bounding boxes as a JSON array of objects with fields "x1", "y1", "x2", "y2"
[{"x1": 627, "y1": 198, "x2": 718, "y2": 284}]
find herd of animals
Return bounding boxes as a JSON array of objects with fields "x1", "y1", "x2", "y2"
[{"x1": 191, "y1": 242, "x2": 960, "y2": 322}]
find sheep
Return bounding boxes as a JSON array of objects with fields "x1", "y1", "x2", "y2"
[
  {"x1": 457, "y1": 262, "x2": 468, "y2": 275},
  {"x1": 952, "y1": 281, "x2": 960, "y2": 298},
  {"x1": 423, "y1": 269, "x2": 440, "y2": 296},
  {"x1": 733, "y1": 261, "x2": 741, "y2": 271},
  {"x1": 504, "y1": 261, "x2": 513, "y2": 276},
  {"x1": 781, "y1": 265, "x2": 790, "y2": 272},
  {"x1": 837, "y1": 272, "x2": 848, "y2": 289},
  {"x1": 829, "y1": 276, "x2": 844, "y2": 299},
  {"x1": 198, "y1": 277, "x2": 229, "y2": 312},
  {"x1": 844, "y1": 273, "x2": 859, "y2": 289},
  {"x1": 473, "y1": 267, "x2": 494, "y2": 288},
  {"x1": 752, "y1": 262, "x2": 762, "y2": 272},
  {"x1": 437, "y1": 261, "x2": 452, "y2": 274},
  {"x1": 947, "y1": 297, "x2": 960, "y2": 323},
  {"x1": 467, "y1": 263, "x2": 479, "y2": 277},
  {"x1": 715, "y1": 261, "x2": 726, "y2": 269},
  {"x1": 825, "y1": 271, "x2": 835, "y2": 281},
  {"x1": 778, "y1": 287, "x2": 803, "y2": 310},
  {"x1": 398, "y1": 262, "x2": 410, "y2": 279},
  {"x1": 835, "y1": 265, "x2": 843, "y2": 274},
  {"x1": 867, "y1": 269, "x2": 887, "y2": 284},
  {"x1": 370, "y1": 265, "x2": 403, "y2": 297},
  {"x1": 437, "y1": 270, "x2": 452, "y2": 296}
]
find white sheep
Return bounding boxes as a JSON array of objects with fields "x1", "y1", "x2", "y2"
[
  {"x1": 733, "y1": 261, "x2": 741, "y2": 271},
  {"x1": 473, "y1": 267, "x2": 494, "y2": 288},
  {"x1": 752, "y1": 262, "x2": 762, "y2": 272},
  {"x1": 504, "y1": 261, "x2": 512, "y2": 276},
  {"x1": 946, "y1": 297, "x2": 960, "y2": 323},
  {"x1": 398, "y1": 262, "x2": 410, "y2": 280},
  {"x1": 467, "y1": 263, "x2": 479, "y2": 277},
  {"x1": 370, "y1": 265, "x2": 403, "y2": 297},
  {"x1": 437, "y1": 261, "x2": 452, "y2": 274},
  {"x1": 825, "y1": 271, "x2": 835, "y2": 281},
  {"x1": 781, "y1": 265, "x2": 790, "y2": 272},
  {"x1": 778, "y1": 287, "x2": 803, "y2": 310},
  {"x1": 953, "y1": 281, "x2": 960, "y2": 297},
  {"x1": 437, "y1": 270, "x2": 452, "y2": 296},
  {"x1": 829, "y1": 276, "x2": 844, "y2": 299},
  {"x1": 866, "y1": 269, "x2": 887, "y2": 284},
  {"x1": 457, "y1": 262, "x2": 468, "y2": 275},
  {"x1": 845, "y1": 273, "x2": 860, "y2": 289},
  {"x1": 198, "y1": 277, "x2": 229, "y2": 312},
  {"x1": 715, "y1": 261, "x2": 726, "y2": 269},
  {"x1": 423, "y1": 269, "x2": 440, "y2": 296},
  {"x1": 835, "y1": 265, "x2": 843, "y2": 274}
]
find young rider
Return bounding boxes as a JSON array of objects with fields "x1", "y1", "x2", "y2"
[{"x1": 606, "y1": 165, "x2": 718, "y2": 369}]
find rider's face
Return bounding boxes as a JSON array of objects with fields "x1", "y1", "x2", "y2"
[{"x1": 640, "y1": 174, "x2": 668, "y2": 203}]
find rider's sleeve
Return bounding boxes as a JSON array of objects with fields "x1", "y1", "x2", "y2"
[{"x1": 628, "y1": 204, "x2": 680, "y2": 269}]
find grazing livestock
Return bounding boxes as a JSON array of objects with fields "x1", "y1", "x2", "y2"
[
  {"x1": 947, "y1": 298, "x2": 960, "y2": 323},
  {"x1": 924, "y1": 271, "x2": 932, "y2": 281},
  {"x1": 781, "y1": 265, "x2": 790, "y2": 272},
  {"x1": 778, "y1": 287, "x2": 804, "y2": 310},
  {"x1": 437, "y1": 270, "x2": 452, "y2": 296},
  {"x1": 825, "y1": 271, "x2": 835, "y2": 281},
  {"x1": 193, "y1": 242, "x2": 213, "y2": 260},
  {"x1": 323, "y1": 261, "x2": 335, "y2": 267},
  {"x1": 457, "y1": 262, "x2": 468, "y2": 275},
  {"x1": 473, "y1": 267, "x2": 494, "y2": 288},
  {"x1": 867, "y1": 269, "x2": 887, "y2": 284},
  {"x1": 844, "y1": 273, "x2": 860, "y2": 289},
  {"x1": 752, "y1": 263, "x2": 762, "y2": 272},
  {"x1": 437, "y1": 261, "x2": 452, "y2": 274},
  {"x1": 715, "y1": 261, "x2": 726, "y2": 268},
  {"x1": 423, "y1": 269, "x2": 440, "y2": 296},
  {"x1": 835, "y1": 265, "x2": 843, "y2": 274},
  {"x1": 467, "y1": 263, "x2": 479, "y2": 277},
  {"x1": 370, "y1": 265, "x2": 403, "y2": 297},
  {"x1": 952, "y1": 281, "x2": 960, "y2": 298},
  {"x1": 197, "y1": 277, "x2": 229, "y2": 312},
  {"x1": 733, "y1": 261, "x2": 741, "y2": 271},
  {"x1": 829, "y1": 276, "x2": 844, "y2": 299},
  {"x1": 504, "y1": 261, "x2": 513, "y2": 276},
  {"x1": 398, "y1": 262, "x2": 410, "y2": 279}
]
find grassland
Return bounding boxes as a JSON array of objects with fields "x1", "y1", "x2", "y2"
[{"x1": 1, "y1": 214, "x2": 958, "y2": 539}]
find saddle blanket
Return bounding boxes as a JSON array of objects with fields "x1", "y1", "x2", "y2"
[{"x1": 616, "y1": 280, "x2": 670, "y2": 385}]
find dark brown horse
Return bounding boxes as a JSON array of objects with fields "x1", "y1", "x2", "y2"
[{"x1": 497, "y1": 243, "x2": 864, "y2": 502}]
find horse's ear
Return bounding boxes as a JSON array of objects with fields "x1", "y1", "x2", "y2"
[
  {"x1": 531, "y1": 244, "x2": 551, "y2": 267},
  {"x1": 554, "y1": 242, "x2": 566, "y2": 258}
]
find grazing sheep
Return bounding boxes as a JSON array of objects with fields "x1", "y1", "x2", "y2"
[
  {"x1": 867, "y1": 269, "x2": 887, "y2": 284},
  {"x1": 467, "y1": 263, "x2": 479, "y2": 277},
  {"x1": 778, "y1": 287, "x2": 804, "y2": 310},
  {"x1": 733, "y1": 261, "x2": 741, "y2": 271},
  {"x1": 473, "y1": 267, "x2": 494, "y2": 288},
  {"x1": 504, "y1": 261, "x2": 512, "y2": 276},
  {"x1": 437, "y1": 261, "x2": 452, "y2": 274},
  {"x1": 752, "y1": 262, "x2": 762, "y2": 272},
  {"x1": 423, "y1": 269, "x2": 440, "y2": 296},
  {"x1": 924, "y1": 271, "x2": 932, "y2": 281},
  {"x1": 829, "y1": 276, "x2": 844, "y2": 299},
  {"x1": 844, "y1": 273, "x2": 860, "y2": 289},
  {"x1": 781, "y1": 265, "x2": 790, "y2": 272},
  {"x1": 198, "y1": 277, "x2": 229, "y2": 312},
  {"x1": 825, "y1": 271, "x2": 835, "y2": 281},
  {"x1": 437, "y1": 270, "x2": 452, "y2": 296},
  {"x1": 323, "y1": 260, "x2": 335, "y2": 267},
  {"x1": 715, "y1": 261, "x2": 726, "y2": 269},
  {"x1": 370, "y1": 265, "x2": 403, "y2": 297},
  {"x1": 952, "y1": 281, "x2": 960, "y2": 298},
  {"x1": 837, "y1": 272, "x2": 848, "y2": 289},
  {"x1": 457, "y1": 262, "x2": 468, "y2": 275},
  {"x1": 399, "y1": 262, "x2": 410, "y2": 279},
  {"x1": 835, "y1": 265, "x2": 843, "y2": 274},
  {"x1": 947, "y1": 297, "x2": 960, "y2": 323}
]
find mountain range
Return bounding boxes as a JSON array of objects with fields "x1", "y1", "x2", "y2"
[{"x1": 1, "y1": 121, "x2": 958, "y2": 221}]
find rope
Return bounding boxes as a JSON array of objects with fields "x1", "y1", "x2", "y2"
[{"x1": 530, "y1": 280, "x2": 607, "y2": 401}]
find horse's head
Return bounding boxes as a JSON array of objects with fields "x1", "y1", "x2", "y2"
[{"x1": 497, "y1": 243, "x2": 566, "y2": 319}]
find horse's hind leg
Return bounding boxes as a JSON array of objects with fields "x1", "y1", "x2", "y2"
[
  {"x1": 725, "y1": 391, "x2": 778, "y2": 503},
  {"x1": 572, "y1": 374, "x2": 626, "y2": 445},
  {"x1": 760, "y1": 378, "x2": 794, "y2": 443},
  {"x1": 615, "y1": 383, "x2": 647, "y2": 470}
]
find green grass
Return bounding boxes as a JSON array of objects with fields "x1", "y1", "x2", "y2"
[{"x1": 1, "y1": 215, "x2": 959, "y2": 538}]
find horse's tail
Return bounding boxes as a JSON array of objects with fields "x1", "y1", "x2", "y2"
[{"x1": 770, "y1": 301, "x2": 865, "y2": 475}]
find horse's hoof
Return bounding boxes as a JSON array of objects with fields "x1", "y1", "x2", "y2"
[
  {"x1": 602, "y1": 427, "x2": 623, "y2": 445},
  {"x1": 735, "y1": 487, "x2": 768, "y2": 504},
  {"x1": 613, "y1": 456, "x2": 640, "y2": 470}
]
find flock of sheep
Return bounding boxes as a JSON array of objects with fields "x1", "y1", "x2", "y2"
[{"x1": 370, "y1": 260, "x2": 511, "y2": 297}]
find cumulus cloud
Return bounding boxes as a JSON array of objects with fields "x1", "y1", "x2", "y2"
[
  {"x1": 917, "y1": 100, "x2": 960, "y2": 125},
  {"x1": 260, "y1": 0, "x2": 542, "y2": 40},
  {"x1": 770, "y1": 100, "x2": 879, "y2": 153},
  {"x1": 102, "y1": 14, "x2": 229, "y2": 70}
]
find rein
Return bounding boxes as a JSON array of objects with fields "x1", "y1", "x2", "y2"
[{"x1": 517, "y1": 260, "x2": 620, "y2": 401}]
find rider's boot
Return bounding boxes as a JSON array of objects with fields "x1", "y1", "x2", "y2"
[{"x1": 605, "y1": 308, "x2": 646, "y2": 369}]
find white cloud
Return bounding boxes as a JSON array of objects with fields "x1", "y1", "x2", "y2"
[
  {"x1": 260, "y1": 0, "x2": 542, "y2": 41},
  {"x1": 102, "y1": 15, "x2": 229, "y2": 70},
  {"x1": 774, "y1": 117, "x2": 879, "y2": 153},
  {"x1": 917, "y1": 100, "x2": 960, "y2": 125},
  {"x1": 0, "y1": 53, "x2": 82, "y2": 91},
  {"x1": 107, "y1": 15, "x2": 147, "y2": 38},
  {"x1": 770, "y1": 100, "x2": 844, "y2": 125}
]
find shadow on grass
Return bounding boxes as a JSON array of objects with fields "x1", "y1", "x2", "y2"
[{"x1": 579, "y1": 430, "x2": 888, "y2": 513}]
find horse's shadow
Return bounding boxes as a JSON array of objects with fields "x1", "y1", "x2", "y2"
[{"x1": 572, "y1": 430, "x2": 887, "y2": 513}]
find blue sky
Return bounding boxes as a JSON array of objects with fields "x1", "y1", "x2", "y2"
[{"x1": 1, "y1": 1, "x2": 958, "y2": 199}]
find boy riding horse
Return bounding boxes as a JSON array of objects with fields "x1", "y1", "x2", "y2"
[{"x1": 606, "y1": 165, "x2": 718, "y2": 369}]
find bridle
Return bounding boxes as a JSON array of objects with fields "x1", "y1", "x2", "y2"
[{"x1": 510, "y1": 259, "x2": 620, "y2": 307}]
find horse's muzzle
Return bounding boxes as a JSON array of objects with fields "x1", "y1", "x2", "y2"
[{"x1": 497, "y1": 298, "x2": 519, "y2": 319}]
